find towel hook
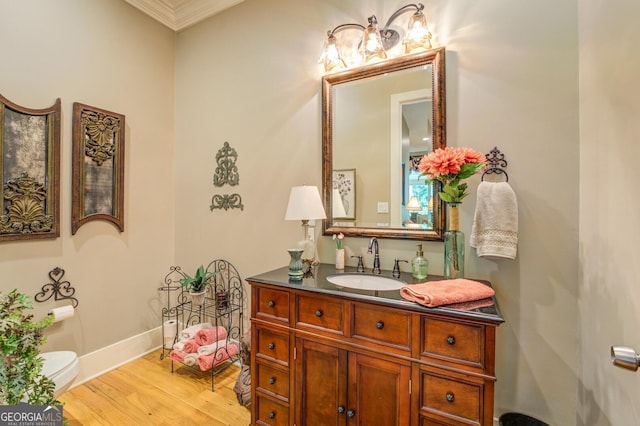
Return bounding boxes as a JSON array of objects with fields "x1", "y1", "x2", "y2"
[{"x1": 481, "y1": 146, "x2": 509, "y2": 182}]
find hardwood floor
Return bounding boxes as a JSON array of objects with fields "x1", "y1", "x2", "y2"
[{"x1": 58, "y1": 350, "x2": 251, "y2": 425}]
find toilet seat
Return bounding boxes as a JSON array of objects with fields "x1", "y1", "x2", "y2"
[
  {"x1": 40, "y1": 351, "x2": 77, "y2": 378},
  {"x1": 40, "y1": 351, "x2": 80, "y2": 396}
]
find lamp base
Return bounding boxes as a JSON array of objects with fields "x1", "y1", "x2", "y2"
[{"x1": 288, "y1": 248, "x2": 304, "y2": 278}]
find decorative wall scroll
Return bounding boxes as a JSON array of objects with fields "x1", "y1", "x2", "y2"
[
  {"x1": 210, "y1": 141, "x2": 243, "y2": 211},
  {"x1": 34, "y1": 267, "x2": 79, "y2": 308},
  {"x1": 0, "y1": 94, "x2": 61, "y2": 241},
  {"x1": 72, "y1": 102, "x2": 125, "y2": 234},
  {"x1": 213, "y1": 141, "x2": 239, "y2": 187}
]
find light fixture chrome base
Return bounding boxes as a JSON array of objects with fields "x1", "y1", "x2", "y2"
[{"x1": 381, "y1": 29, "x2": 401, "y2": 51}]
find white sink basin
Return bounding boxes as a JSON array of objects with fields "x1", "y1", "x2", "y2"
[{"x1": 326, "y1": 274, "x2": 406, "y2": 291}]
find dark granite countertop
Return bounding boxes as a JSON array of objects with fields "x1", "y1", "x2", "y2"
[{"x1": 247, "y1": 263, "x2": 504, "y2": 324}]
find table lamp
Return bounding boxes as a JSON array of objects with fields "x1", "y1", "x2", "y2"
[{"x1": 285, "y1": 186, "x2": 327, "y2": 267}]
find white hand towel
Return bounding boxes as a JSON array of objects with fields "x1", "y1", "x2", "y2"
[
  {"x1": 179, "y1": 322, "x2": 212, "y2": 341},
  {"x1": 197, "y1": 338, "x2": 231, "y2": 356},
  {"x1": 470, "y1": 181, "x2": 518, "y2": 259}
]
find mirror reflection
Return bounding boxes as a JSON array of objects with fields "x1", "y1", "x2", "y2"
[{"x1": 322, "y1": 48, "x2": 446, "y2": 240}]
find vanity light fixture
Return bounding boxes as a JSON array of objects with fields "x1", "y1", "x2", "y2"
[
  {"x1": 360, "y1": 15, "x2": 387, "y2": 63},
  {"x1": 319, "y1": 23, "x2": 365, "y2": 73},
  {"x1": 319, "y1": 3, "x2": 433, "y2": 73},
  {"x1": 285, "y1": 186, "x2": 327, "y2": 264}
]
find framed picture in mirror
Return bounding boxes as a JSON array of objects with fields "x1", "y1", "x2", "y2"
[{"x1": 332, "y1": 169, "x2": 355, "y2": 221}]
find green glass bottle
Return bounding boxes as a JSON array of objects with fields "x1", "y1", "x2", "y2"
[{"x1": 411, "y1": 244, "x2": 429, "y2": 280}]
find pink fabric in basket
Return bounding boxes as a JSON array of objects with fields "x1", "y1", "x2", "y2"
[
  {"x1": 182, "y1": 338, "x2": 200, "y2": 354},
  {"x1": 196, "y1": 343, "x2": 239, "y2": 371},
  {"x1": 195, "y1": 326, "x2": 227, "y2": 346},
  {"x1": 169, "y1": 350, "x2": 186, "y2": 363},
  {"x1": 400, "y1": 279, "x2": 495, "y2": 308}
]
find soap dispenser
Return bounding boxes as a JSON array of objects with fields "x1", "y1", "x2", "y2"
[{"x1": 411, "y1": 244, "x2": 429, "y2": 280}]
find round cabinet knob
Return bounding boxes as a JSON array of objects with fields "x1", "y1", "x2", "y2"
[
  {"x1": 269, "y1": 377, "x2": 276, "y2": 385},
  {"x1": 338, "y1": 406, "x2": 345, "y2": 414},
  {"x1": 268, "y1": 300, "x2": 275, "y2": 307},
  {"x1": 315, "y1": 310, "x2": 323, "y2": 317},
  {"x1": 376, "y1": 321, "x2": 384, "y2": 330},
  {"x1": 347, "y1": 410, "x2": 356, "y2": 418},
  {"x1": 446, "y1": 336, "x2": 456, "y2": 345},
  {"x1": 268, "y1": 411, "x2": 276, "y2": 419},
  {"x1": 268, "y1": 342, "x2": 275, "y2": 350},
  {"x1": 446, "y1": 392, "x2": 455, "y2": 402}
]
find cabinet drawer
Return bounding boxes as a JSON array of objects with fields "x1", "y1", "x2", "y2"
[
  {"x1": 255, "y1": 287, "x2": 289, "y2": 323},
  {"x1": 256, "y1": 362, "x2": 289, "y2": 400},
  {"x1": 255, "y1": 395, "x2": 289, "y2": 426},
  {"x1": 296, "y1": 294, "x2": 344, "y2": 335},
  {"x1": 422, "y1": 318, "x2": 484, "y2": 368},
  {"x1": 255, "y1": 327, "x2": 290, "y2": 367},
  {"x1": 421, "y1": 372, "x2": 482, "y2": 424},
  {"x1": 352, "y1": 302, "x2": 411, "y2": 352}
]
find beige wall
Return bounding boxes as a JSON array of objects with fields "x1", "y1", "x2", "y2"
[
  {"x1": 0, "y1": 1, "x2": 176, "y2": 355},
  {"x1": 578, "y1": 0, "x2": 640, "y2": 424},
  {"x1": 9, "y1": 0, "x2": 638, "y2": 424},
  {"x1": 175, "y1": 0, "x2": 579, "y2": 423}
]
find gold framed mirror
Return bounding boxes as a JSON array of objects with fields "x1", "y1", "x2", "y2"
[{"x1": 322, "y1": 47, "x2": 446, "y2": 240}]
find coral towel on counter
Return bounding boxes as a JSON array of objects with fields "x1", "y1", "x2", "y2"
[{"x1": 400, "y1": 279, "x2": 495, "y2": 307}]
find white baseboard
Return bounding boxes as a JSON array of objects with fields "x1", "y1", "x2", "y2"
[{"x1": 70, "y1": 326, "x2": 162, "y2": 388}]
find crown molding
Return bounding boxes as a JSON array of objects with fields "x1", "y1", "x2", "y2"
[{"x1": 123, "y1": 0, "x2": 244, "y2": 31}]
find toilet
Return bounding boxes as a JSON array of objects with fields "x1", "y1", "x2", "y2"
[{"x1": 40, "y1": 351, "x2": 80, "y2": 397}]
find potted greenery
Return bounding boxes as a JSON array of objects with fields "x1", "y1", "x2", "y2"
[
  {"x1": 179, "y1": 265, "x2": 216, "y2": 306},
  {"x1": 0, "y1": 289, "x2": 60, "y2": 407}
]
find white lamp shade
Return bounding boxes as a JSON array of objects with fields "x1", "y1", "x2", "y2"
[
  {"x1": 406, "y1": 195, "x2": 423, "y2": 212},
  {"x1": 285, "y1": 186, "x2": 327, "y2": 221},
  {"x1": 332, "y1": 188, "x2": 347, "y2": 218}
]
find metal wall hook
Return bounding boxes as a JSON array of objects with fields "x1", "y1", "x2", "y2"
[{"x1": 481, "y1": 146, "x2": 509, "y2": 182}]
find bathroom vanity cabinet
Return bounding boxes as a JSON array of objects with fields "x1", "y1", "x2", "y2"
[{"x1": 248, "y1": 264, "x2": 504, "y2": 426}]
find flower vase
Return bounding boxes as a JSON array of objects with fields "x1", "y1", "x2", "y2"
[
  {"x1": 287, "y1": 248, "x2": 304, "y2": 279},
  {"x1": 335, "y1": 248, "x2": 345, "y2": 270},
  {"x1": 444, "y1": 203, "x2": 465, "y2": 279}
]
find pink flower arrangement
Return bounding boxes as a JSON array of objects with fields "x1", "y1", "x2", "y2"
[{"x1": 418, "y1": 147, "x2": 486, "y2": 204}]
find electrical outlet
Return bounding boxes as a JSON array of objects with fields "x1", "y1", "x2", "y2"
[
  {"x1": 377, "y1": 202, "x2": 389, "y2": 213},
  {"x1": 307, "y1": 226, "x2": 315, "y2": 241}
]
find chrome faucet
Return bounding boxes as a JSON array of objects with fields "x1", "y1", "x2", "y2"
[{"x1": 367, "y1": 237, "x2": 381, "y2": 275}]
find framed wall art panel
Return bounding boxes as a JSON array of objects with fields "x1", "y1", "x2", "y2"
[
  {"x1": 0, "y1": 94, "x2": 61, "y2": 241},
  {"x1": 72, "y1": 102, "x2": 125, "y2": 234}
]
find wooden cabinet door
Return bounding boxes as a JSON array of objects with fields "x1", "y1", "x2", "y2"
[
  {"x1": 348, "y1": 352, "x2": 411, "y2": 426},
  {"x1": 295, "y1": 337, "x2": 412, "y2": 426},
  {"x1": 295, "y1": 337, "x2": 348, "y2": 426}
]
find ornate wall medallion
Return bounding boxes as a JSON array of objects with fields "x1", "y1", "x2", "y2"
[{"x1": 211, "y1": 141, "x2": 243, "y2": 211}]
